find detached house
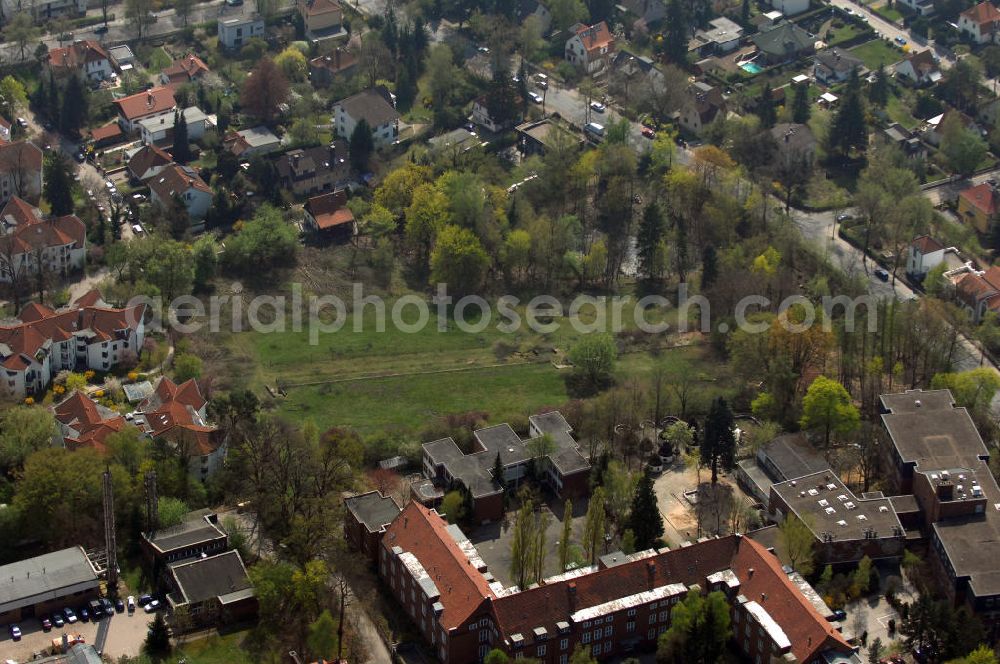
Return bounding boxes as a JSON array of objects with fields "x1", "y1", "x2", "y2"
[
  {"x1": 304, "y1": 190, "x2": 356, "y2": 241},
  {"x1": 895, "y1": 49, "x2": 942, "y2": 86},
  {"x1": 217, "y1": 15, "x2": 265, "y2": 50},
  {"x1": 126, "y1": 144, "x2": 173, "y2": 183},
  {"x1": 114, "y1": 87, "x2": 177, "y2": 133},
  {"x1": 0, "y1": 141, "x2": 43, "y2": 204},
  {"x1": 751, "y1": 21, "x2": 815, "y2": 65},
  {"x1": 160, "y1": 53, "x2": 210, "y2": 90},
  {"x1": 958, "y1": 181, "x2": 1000, "y2": 233},
  {"x1": 273, "y1": 141, "x2": 352, "y2": 197},
  {"x1": 813, "y1": 48, "x2": 864, "y2": 85},
  {"x1": 959, "y1": 1, "x2": 1000, "y2": 44},
  {"x1": 334, "y1": 87, "x2": 400, "y2": 148},
  {"x1": 223, "y1": 126, "x2": 282, "y2": 158},
  {"x1": 907, "y1": 234, "x2": 961, "y2": 279},
  {"x1": 0, "y1": 291, "x2": 145, "y2": 399},
  {"x1": 148, "y1": 163, "x2": 212, "y2": 226},
  {"x1": 139, "y1": 107, "x2": 210, "y2": 147},
  {"x1": 0, "y1": 196, "x2": 86, "y2": 285},
  {"x1": 308, "y1": 48, "x2": 357, "y2": 87},
  {"x1": 680, "y1": 81, "x2": 727, "y2": 135},
  {"x1": 565, "y1": 21, "x2": 615, "y2": 74},
  {"x1": 297, "y1": 0, "x2": 345, "y2": 41},
  {"x1": 47, "y1": 40, "x2": 113, "y2": 82},
  {"x1": 515, "y1": 0, "x2": 552, "y2": 33}
]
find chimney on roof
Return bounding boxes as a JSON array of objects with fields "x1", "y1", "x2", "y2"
[
  {"x1": 335, "y1": 47, "x2": 342, "y2": 69},
  {"x1": 567, "y1": 582, "x2": 577, "y2": 612},
  {"x1": 147, "y1": 90, "x2": 154, "y2": 108},
  {"x1": 748, "y1": 567, "x2": 754, "y2": 578},
  {"x1": 937, "y1": 480, "x2": 954, "y2": 501},
  {"x1": 646, "y1": 560, "x2": 656, "y2": 590}
]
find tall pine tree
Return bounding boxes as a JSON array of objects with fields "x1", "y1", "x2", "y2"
[
  {"x1": 792, "y1": 82, "x2": 811, "y2": 124},
  {"x1": 626, "y1": 473, "x2": 664, "y2": 550},
  {"x1": 701, "y1": 244, "x2": 718, "y2": 290},
  {"x1": 59, "y1": 74, "x2": 87, "y2": 135},
  {"x1": 173, "y1": 109, "x2": 191, "y2": 163},
  {"x1": 701, "y1": 397, "x2": 735, "y2": 484},
  {"x1": 43, "y1": 151, "x2": 74, "y2": 216},
  {"x1": 757, "y1": 85, "x2": 776, "y2": 129},
  {"x1": 828, "y1": 68, "x2": 867, "y2": 157},
  {"x1": 637, "y1": 200, "x2": 666, "y2": 282},
  {"x1": 664, "y1": 0, "x2": 689, "y2": 65}
]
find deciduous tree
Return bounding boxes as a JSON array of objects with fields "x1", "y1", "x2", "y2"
[
  {"x1": 701, "y1": 397, "x2": 735, "y2": 484},
  {"x1": 240, "y1": 58, "x2": 289, "y2": 124},
  {"x1": 800, "y1": 375, "x2": 860, "y2": 448}
]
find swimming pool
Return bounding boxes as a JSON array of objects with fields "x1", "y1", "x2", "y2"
[{"x1": 740, "y1": 62, "x2": 763, "y2": 74}]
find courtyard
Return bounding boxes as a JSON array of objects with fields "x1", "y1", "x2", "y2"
[{"x1": 0, "y1": 606, "x2": 152, "y2": 661}]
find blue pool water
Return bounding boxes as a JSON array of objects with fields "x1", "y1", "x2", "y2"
[{"x1": 741, "y1": 62, "x2": 763, "y2": 74}]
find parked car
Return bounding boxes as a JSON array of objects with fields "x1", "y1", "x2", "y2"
[
  {"x1": 143, "y1": 599, "x2": 161, "y2": 614},
  {"x1": 115, "y1": 598, "x2": 125, "y2": 613},
  {"x1": 9, "y1": 624, "x2": 21, "y2": 641},
  {"x1": 528, "y1": 91, "x2": 543, "y2": 104},
  {"x1": 226, "y1": 0, "x2": 243, "y2": 5},
  {"x1": 894, "y1": 36, "x2": 907, "y2": 45},
  {"x1": 79, "y1": 607, "x2": 89, "y2": 622},
  {"x1": 589, "y1": 101, "x2": 606, "y2": 113},
  {"x1": 641, "y1": 126, "x2": 656, "y2": 139},
  {"x1": 63, "y1": 608, "x2": 77, "y2": 623},
  {"x1": 832, "y1": 609, "x2": 847, "y2": 621},
  {"x1": 16, "y1": 117, "x2": 27, "y2": 129},
  {"x1": 132, "y1": 223, "x2": 145, "y2": 236},
  {"x1": 874, "y1": 268, "x2": 890, "y2": 282},
  {"x1": 127, "y1": 596, "x2": 136, "y2": 614},
  {"x1": 836, "y1": 213, "x2": 852, "y2": 222},
  {"x1": 137, "y1": 594, "x2": 153, "y2": 607},
  {"x1": 74, "y1": 152, "x2": 85, "y2": 163},
  {"x1": 52, "y1": 612, "x2": 65, "y2": 628},
  {"x1": 41, "y1": 616, "x2": 52, "y2": 631}
]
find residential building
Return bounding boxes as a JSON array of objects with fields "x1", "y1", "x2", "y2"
[
  {"x1": 334, "y1": 87, "x2": 400, "y2": 148},
  {"x1": 907, "y1": 235, "x2": 961, "y2": 278},
  {"x1": 895, "y1": 49, "x2": 942, "y2": 85},
  {"x1": 0, "y1": 140, "x2": 43, "y2": 203},
  {"x1": 160, "y1": 53, "x2": 211, "y2": 90},
  {"x1": 53, "y1": 390, "x2": 127, "y2": 453},
  {"x1": 223, "y1": 126, "x2": 282, "y2": 158},
  {"x1": 959, "y1": 1, "x2": 1000, "y2": 44},
  {"x1": 0, "y1": 293, "x2": 145, "y2": 398},
  {"x1": 165, "y1": 551, "x2": 257, "y2": 629},
  {"x1": 923, "y1": 109, "x2": 983, "y2": 146},
  {"x1": 136, "y1": 376, "x2": 225, "y2": 480},
  {"x1": 565, "y1": 21, "x2": 615, "y2": 74},
  {"x1": 0, "y1": 195, "x2": 86, "y2": 281},
  {"x1": 898, "y1": 0, "x2": 935, "y2": 15},
  {"x1": 148, "y1": 163, "x2": 213, "y2": 225},
  {"x1": 374, "y1": 501, "x2": 855, "y2": 664},
  {"x1": 515, "y1": 118, "x2": 583, "y2": 157},
  {"x1": 113, "y1": 87, "x2": 177, "y2": 133},
  {"x1": 767, "y1": 0, "x2": 809, "y2": 16},
  {"x1": 108, "y1": 45, "x2": 136, "y2": 72},
  {"x1": 29, "y1": 0, "x2": 87, "y2": 19},
  {"x1": 141, "y1": 511, "x2": 229, "y2": 567},
  {"x1": 958, "y1": 181, "x2": 999, "y2": 233},
  {"x1": 126, "y1": 143, "x2": 173, "y2": 183},
  {"x1": 691, "y1": 17, "x2": 744, "y2": 55},
  {"x1": 88, "y1": 122, "x2": 124, "y2": 148},
  {"x1": 751, "y1": 21, "x2": 814, "y2": 65},
  {"x1": 0, "y1": 117, "x2": 11, "y2": 143},
  {"x1": 138, "y1": 107, "x2": 210, "y2": 147},
  {"x1": 304, "y1": 190, "x2": 356, "y2": 241},
  {"x1": 273, "y1": 142, "x2": 352, "y2": 197},
  {"x1": 813, "y1": 48, "x2": 864, "y2": 85},
  {"x1": 471, "y1": 95, "x2": 521, "y2": 133},
  {"x1": 47, "y1": 40, "x2": 112, "y2": 82},
  {"x1": 297, "y1": 0, "x2": 346, "y2": 41},
  {"x1": 515, "y1": 0, "x2": 552, "y2": 33},
  {"x1": 0, "y1": 547, "x2": 100, "y2": 625},
  {"x1": 770, "y1": 122, "x2": 818, "y2": 167},
  {"x1": 879, "y1": 122, "x2": 925, "y2": 160},
  {"x1": 217, "y1": 15, "x2": 265, "y2": 50},
  {"x1": 420, "y1": 412, "x2": 591, "y2": 523},
  {"x1": 679, "y1": 81, "x2": 727, "y2": 135},
  {"x1": 344, "y1": 490, "x2": 402, "y2": 562},
  {"x1": 308, "y1": 47, "x2": 357, "y2": 87},
  {"x1": 950, "y1": 265, "x2": 1000, "y2": 322},
  {"x1": 619, "y1": 0, "x2": 667, "y2": 24},
  {"x1": 428, "y1": 127, "x2": 487, "y2": 158}
]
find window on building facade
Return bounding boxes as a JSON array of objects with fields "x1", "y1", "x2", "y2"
[
  {"x1": 560, "y1": 638, "x2": 568, "y2": 650},
  {"x1": 537, "y1": 646, "x2": 546, "y2": 656},
  {"x1": 626, "y1": 621, "x2": 635, "y2": 633},
  {"x1": 604, "y1": 626, "x2": 612, "y2": 637}
]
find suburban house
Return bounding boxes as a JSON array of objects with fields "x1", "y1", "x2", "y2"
[
  {"x1": 53, "y1": 391, "x2": 127, "y2": 453},
  {"x1": 89, "y1": 122, "x2": 125, "y2": 148},
  {"x1": 923, "y1": 109, "x2": 983, "y2": 146},
  {"x1": 304, "y1": 190, "x2": 356, "y2": 240},
  {"x1": 565, "y1": 21, "x2": 615, "y2": 74},
  {"x1": 958, "y1": 181, "x2": 999, "y2": 233},
  {"x1": 0, "y1": 117, "x2": 10, "y2": 143},
  {"x1": 343, "y1": 490, "x2": 401, "y2": 562},
  {"x1": 691, "y1": 17, "x2": 744, "y2": 55},
  {"x1": 471, "y1": 95, "x2": 521, "y2": 133},
  {"x1": 363, "y1": 500, "x2": 855, "y2": 664},
  {"x1": 907, "y1": 235, "x2": 961, "y2": 278},
  {"x1": 679, "y1": 81, "x2": 727, "y2": 135},
  {"x1": 223, "y1": 126, "x2": 282, "y2": 157},
  {"x1": 770, "y1": 122, "x2": 818, "y2": 166},
  {"x1": 139, "y1": 107, "x2": 210, "y2": 147},
  {"x1": 126, "y1": 144, "x2": 173, "y2": 183},
  {"x1": 160, "y1": 53, "x2": 211, "y2": 90},
  {"x1": 113, "y1": 87, "x2": 177, "y2": 133},
  {"x1": 0, "y1": 196, "x2": 86, "y2": 285},
  {"x1": 767, "y1": 0, "x2": 809, "y2": 16},
  {"x1": 0, "y1": 292, "x2": 145, "y2": 399},
  {"x1": 895, "y1": 49, "x2": 942, "y2": 86},
  {"x1": 515, "y1": 0, "x2": 552, "y2": 33},
  {"x1": 308, "y1": 48, "x2": 357, "y2": 87},
  {"x1": 165, "y1": 550, "x2": 257, "y2": 629},
  {"x1": 950, "y1": 265, "x2": 1000, "y2": 321},
  {"x1": 515, "y1": 118, "x2": 582, "y2": 157},
  {"x1": 274, "y1": 142, "x2": 352, "y2": 197},
  {"x1": 297, "y1": 0, "x2": 346, "y2": 41},
  {"x1": 751, "y1": 21, "x2": 815, "y2": 65},
  {"x1": 47, "y1": 40, "x2": 113, "y2": 82},
  {"x1": 217, "y1": 15, "x2": 265, "y2": 50},
  {"x1": 898, "y1": 0, "x2": 935, "y2": 15},
  {"x1": 136, "y1": 377, "x2": 226, "y2": 480},
  {"x1": 0, "y1": 141, "x2": 43, "y2": 204},
  {"x1": 334, "y1": 87, "x2": 400, "y2": 148},
  {"x1": 813, "y1": 48, "x2": 864, "y2": 85},
  {"x1": 959, "y1": 1, "x2": 1000, "y2": 44},
  {"x1": 108, "y1": 45, "x2": 136, "y2": 72},
  {"x1": 148, "y1": 163, "x2": 213, "y2": 225},
  {"x1": 419, "y1": 411, "x2": 591, "y2": 523},
  {"x1": 880, "y1": 122, "x2": 925, "y2": 159},
  {"x1": 427, "y1": 128, "x2": 486, "y2": 158}
]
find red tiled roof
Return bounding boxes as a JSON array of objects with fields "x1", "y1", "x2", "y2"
[
  {"x1": 306, "y1": 191, "x2": 355, "y2": 230},
  {"x1": 956, "y1": 273, "x2": 999, "y2": 308},
  {"x1": 0, "y1": 206, "x2": 86, "y2": 258},
  {"x1": 139, "y1": 377, "x2": 217, "y2": 455},
  {"x1": 309, "y1": 50, "x2": 357, "y2": 74},
  {"x1": 0, "y1": 196, "x2": 41, "y2": 227},
  {"x1": 48, "y1": 40, "x2": 110, "y2": 70},
  {"x1": 299, "y1": 0, "x2": 342, "y2": 16},
  {"x1": 960, "y1": 182, "x2": 1000, "y2": 216},
  {"x1": 911, "y1": 235, "x2": 944, "y2": 255},
  {"x1": 962, "y1": 1, "x2": 1000, "y2": 29},
  {"x1": 127, "y1": 144, "x2": 173, "y2": 181},
  {"x1": 20, "y1": 302, "x2": 55, "y2": 323},
  {"x1": 114, "y1": 87, "x2": 176, "y2": 122},
  {"x1": 54, "y1": 391, "x2": 127, "y2": 453},
  {"x1": 148, "y1": 162, "x2": 211, "y2": 201},
  {"x1": 384, "y1": 502, "x2": 494, "y2": 629},
  {"x1": 72, "y1": 289, "x2": 105, "y2": 308},
  {"x1": 162, "y1": 53, "x2": 210, "y2": 81},
  {"x1": 572, "y1": 21, "x2": 615, "y2": 54},
  {"x1": 90, "y1": 122, "x2": 124, "y2": 142}
]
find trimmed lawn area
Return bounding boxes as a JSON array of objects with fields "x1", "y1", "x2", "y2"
[
  {"x1": 885, "y1": 92, "x2": 920, "y2": 129},
  {"x1": 849, "y1": 39, "x2": 903, "y2": 69},
  {"x1": 170, "y1": 630, "x2": 255, "y2": 664},
  {"x1": 874, "y1": 5, "x2": 904, "y2": 22},
  {"x1": 827, "y1": 24, "x2": 868, "y2": 46}
]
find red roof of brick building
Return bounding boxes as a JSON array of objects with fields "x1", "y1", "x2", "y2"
[
  {"x1": 0, "y1": 196, "x2": 85, "y2": 260},
  {"x1": 305, "y1": 190, "x2": 355, "y2": 231},
  {"x1": 962, "y1": 1, "x2": 1000, "y2": 32},
  {"x1": 48, "y1": 40, "x2": 110, "y2": 72},
  {"x1": 162, "y1": 53, "x2": 210, "y2": 83},
  {"x1": 90, "y1": 122, "x2": 124, "y2": 143},
  {"x1": 911, "y1": 234, "x2": 944, "y2": 255},
  {"x1": 139, "y1": 377, "x2": 217, "y2": 454},
  {"x1": 960, "y1": 182, "x2": 1000, "y2": 216},
  {"x1": 571, "y1": 21, "x2": 615, "y2": 55}
]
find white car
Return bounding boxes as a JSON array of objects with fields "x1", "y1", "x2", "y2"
[
  {"x1": 589, "y1": 101, "x2": 606, "y2": 113},
  {"x1": 528, "y1": 91, "x2": 543, "y2": 104},
  {"x1": 143, "y1": 599, "x2": 160, "y2": 613},
  {"x1": 127, "y1": 596, "x2": 135, "y2": 613}
]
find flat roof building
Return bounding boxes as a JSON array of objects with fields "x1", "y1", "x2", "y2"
[
  {"x1": 0, "y1": 547, "x2": 99, "y2": 623},
  {"x1": 166, "y1": 550, "x2": 257, "y2": 629},
  {"x1": 344, "y1": 490, "x2": 402, "y2": 561},
  {"x1": 141, "y1": 510, "x2": 228, "y2": 568}
]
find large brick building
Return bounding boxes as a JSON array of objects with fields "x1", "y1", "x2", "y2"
[
  {"x1": 420, "y1": 412, "x2": 591, "y2": 523},
  {"x1": 373, "y1": 501, "x2": 855, "y2": 664}
]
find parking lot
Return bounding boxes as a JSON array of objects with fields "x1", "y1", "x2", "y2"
[{"x1": 1, "y1": 604, "x2": 153, "y2": 661}]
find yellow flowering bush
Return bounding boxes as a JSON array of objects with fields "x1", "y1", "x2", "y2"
[{"x1": 24, "y1": 397, "x2": 34, "y2": 405}]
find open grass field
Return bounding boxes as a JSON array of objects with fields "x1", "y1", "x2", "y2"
[
  {"x1": 849, "y1": 39, "x2": 903, "y2": 69},
  {"x1": 169, "y1": 630, "x2": 256, "y2": 664}
]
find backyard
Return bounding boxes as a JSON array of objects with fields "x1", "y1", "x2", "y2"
[{"x1": 849, "y1": 39, "x2": 904, "y2": 69}]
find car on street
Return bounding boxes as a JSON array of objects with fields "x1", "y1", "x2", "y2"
[
  {"x1": 143, "y1": 599, "x2": 161, "y2": 613},
  {"x1": 127, "y1": 596, "x2": 136, "y2": 614},
  {"x1": 589, "y1": 101, "x2": 606, "y2": 113},
  {"x1": 115, "y1": 598, "x2": 125, "y2": 613},
  {"x1": 41, "y1": 616, "x2": 52, "y2": 631},
  {"x1": 528, "y1": 91, "x2": 543, "y2": 104},
  {"x1": 836, "y1": 213, "x2": 852, "y2": 222},
  {"x1": 63, "y1": 608, "x2": 77, "y2": 623},
  {"x1": 874, "y1": 268, "x2": 890, "y2": 282},
  {"x1": 74, "y1": 152, "x2": 85, "y2": 163},
  {"x1": 641, "y1": 126, "x2": 656, "y2": 139},
  {"x1": 137, "y1": 594, "x2": 153, "y2": 607},
  {"x1": 9, "y1": 624, "x2": 21, "y2": 641},
  {"x1": 535, "y1": 74, "x2": 548, "y2": 89},
  {"x1": 832, "y1": 609, "x2": 847, "y2": 621},
  {"x1": 95, "y1": 24, "x2": 108, "y2": 33},
  {"x1": 52, "y1": 612, "x2": 65, "y2": 628},
  {"x1": 894, "y1": 36, "x2": 907, "y2": 45},
  {"x1": 226, "y1": 0, "x2": 243, "y2": 5},
  {"x1": 477, "y1": 46, "x2": 490, "y2": 54},
  {"x1": 16, "y1": 117, "x2": 27, "y2": 129}
]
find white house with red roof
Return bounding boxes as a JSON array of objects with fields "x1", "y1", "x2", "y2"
[
  {"x1": 137, "y1": 377, "x2": 225, "y2": 480},
  {"x1": 0, "y1": 291, "x2": 145, "y2": 399},
  {"x1": 113, "y1": 87, "x2": 177, "y2": 133},
  {"x1": 159, "y1": 53, "x2": 211, "y2": 90},
  {"x1": 565, "y1": 21, "x2": 615, "y2": 74},
  {"x1": 907, "y1": 234, "x2": 961, "y2": 278},
  {"x1": 0, "y1": 196, "x2": 86, "y2": 284},
  {"x1": 47, "y1": 40, "x2": 113, "y2": 82},
  {"x1": 960, "y1": 1, "x2": 1000, "y2": 43},
  {"x1": 148, "y1": 163, "x2": 213, "y2": 226}
]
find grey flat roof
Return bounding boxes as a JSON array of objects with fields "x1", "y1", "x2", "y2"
[
  {"x1": 169, "y1": 550, "x2": 252, "y2": 604},
  {"x1": 759, "y1": 433, "x2": 829, "y2": 482},
  {"x1": 123, "y1": 380, "x2": 153, "y2": 403},
  {"x1": 345, "y1": 491, "x2": 401, "y2": 532},
  {"x1": 881, "y1": 391, "x2": 988, "y2": 469},
  {"x1": 146, "y1": 513, "x2": 226, "y2": 554},
  {"x1": 0, "y1": 547, "x2": 98, "y2": 613}
]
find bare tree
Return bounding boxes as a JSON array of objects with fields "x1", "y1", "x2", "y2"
[
  {"x1": 0, "y1": 236, "x2": 29, "y2": 311},
  {"x1": 359, "y1": 32, "x2": 390, "y2": 89},
  {"x1": 125, "y1": 0, "x2": 154, "y2": 40}
]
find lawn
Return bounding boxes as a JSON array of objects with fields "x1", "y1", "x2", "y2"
[
  {"x1": 885, "y1": 92, "x2": 920, "y2": 129},
  {"x1": 827, "y1": 23, "x2": 869, "y2": 46},
  {"x1": 849, "y1": 39, "x2": 903, "y2": 69},
  {"x1": 170, "y1": 630, "x2": 256, "y2": 664},
  {"x1": 874, "y1": 5, "x2": 904, "y2": 22}
]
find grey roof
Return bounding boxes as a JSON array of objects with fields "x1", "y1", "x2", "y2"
[
  {"x1": 531, "y1": 411, "x2": 590, "y2": 474},
  {"x1": 697, "y1": 16, "x2": 743, "y2": 44},
  {"x1": 338, "y1": 87, "x2": 400, "y2": 127},
  {"x1": 123, "y1": 380, "x2": 154, "y2": 403},
  {"x1": 757, "y1": 432, "x2": 828, "y2": 482},
  {"x1": 237, "y1": 125, "x2": 281, "y2": 148},
  {"x1": 752, "y1": 21, "x2": 814, "y2": 57},
  {"x1": 889, "y1": 494, "x2": 920, "y2": 513},
  {"x1": 169, "y1": 550, "x2": 253, "y2": 605},
  {"x1": 145, "y1": 512, "x2": 227, "y2": 554},
  {"x1": 814, "y1": 48, "x2": 863, "y2": 74},
  {"x1": 34, "y1": 644, "x2": 103, "y2": 664},
  {"x1": 881, "y1": 390, "x2": 988, "y2": 469},
  {"x1": 0, "y1": 547, "x2": 98, "y2": 613},
  {"x1": 771, "y1": 122, "x2": 817, "y2": 155},
  {"x1": 345, "y1": 491, "x2": 401, "y2": 532},
  {"x1": 138, "y1": 106, "x2": 208, "y2": 133}
]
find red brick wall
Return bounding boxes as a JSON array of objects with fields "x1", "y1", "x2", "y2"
[
  {"x1": 559, "y1": 470, "x2": 590, "y2": 499},
  {"x1": 473, "y1": 492, "x2": 505, "y2": 523}
]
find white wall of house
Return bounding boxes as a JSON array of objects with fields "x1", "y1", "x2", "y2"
[
  {"x1": 217, "y1": 18, "x2": 265, "y2": 49},
  {"x1": 770, "y1": 0, "x2": 809, "y2": 15},
  {"x1": 0, "y1": 168, "x2": 42, "y2": 203},
  {"x1": 335, "y1": 107, "x2": 397, "y2": 148},
  {"x1": 959, "y1": 15, "x2": 995, "y2": 44},
  {"x1": 908, "y1": 246, "x2": 945, "y2": 276},
  {"x1": 0, "y1": 243, "x2": 84, "y2": 284}
]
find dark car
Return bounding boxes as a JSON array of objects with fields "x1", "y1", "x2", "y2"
[
  {"x1": 9, "y1": 624, "x2": 21, "y2": 640},
  {"x1": 79, "y1": 607, "x2": 89, "y2": 622},
  {"x1": 52, "y1": 612, "x2": 65, "y2": 628},
  {"x1": 94, "y1": 24, "x2": 108, "y2": 33},
  {"x1": 74, "y1": 152, "x2": 85, "y2": 163},
  {"x1": 832, "y1": 609, "x2": 847, "y2": 621},
  {"x1": 874, "y1": 268, "x2": 890, "y2": 282},
  {"x1": 114, "y1": 598, "x2": 125, "y2": 613},
  {"x1": 138, "y1": 594, "x2": 154, "y2": 607},
  {"x1": 41, "y1": 616, "x2": 52, "y2": 631}
]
